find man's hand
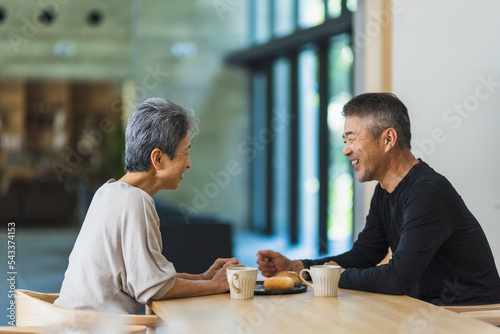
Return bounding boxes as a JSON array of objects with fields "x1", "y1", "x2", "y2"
[
  {"x1": 324, "y1": 261, "x2": 345, "y2": 273},
  {"x1": 256, "y1": 250, "x2": 304, "y2": 277},
  {"x1": 201, "y1": 258, "x2": 241, "y2": 280}
]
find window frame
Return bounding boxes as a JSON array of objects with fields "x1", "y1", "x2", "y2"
[{"x1": 227, "y1": 0, "x2": 354, "y2": 254}]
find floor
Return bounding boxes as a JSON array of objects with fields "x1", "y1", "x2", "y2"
[{"x1": 0, "y1": 227, "x2": 346, "y2": 327}]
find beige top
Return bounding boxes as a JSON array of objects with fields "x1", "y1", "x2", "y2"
[{"x1": 55, "y1": 180, "x2": 176, "y2": 313}]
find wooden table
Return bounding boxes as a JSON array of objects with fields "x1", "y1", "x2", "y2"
[{"x1": 151, "y1": 288, "x2": 500, "y2": 333}]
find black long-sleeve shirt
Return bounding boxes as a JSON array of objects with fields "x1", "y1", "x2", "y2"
[{"x1": 302, "y1": 161, "x2": 500, "y2": 305}]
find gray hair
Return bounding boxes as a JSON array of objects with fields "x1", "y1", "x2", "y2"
[
  {"x1": 342, "y1": 93, "x2": 412, "y2": 150},
  {"x1": 124, "y1": 98, "x2": 198, "y2": 172}
]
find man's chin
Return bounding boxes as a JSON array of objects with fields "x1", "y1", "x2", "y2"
[{"x1": 355, "y1": 173, "x2": 371, "y2": 183}]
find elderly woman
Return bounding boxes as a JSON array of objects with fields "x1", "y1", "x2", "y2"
[{"x1": 55, "y1": 98, "x2": 241, "y2": 313}]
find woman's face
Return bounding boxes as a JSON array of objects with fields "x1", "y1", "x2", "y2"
[{"x1": 160, "y1": 133, "x2": 191, "y2": 190}]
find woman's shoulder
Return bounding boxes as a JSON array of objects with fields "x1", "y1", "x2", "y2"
[{"x1": 96, "y1": 179, "x2": 154, "y2": 207}]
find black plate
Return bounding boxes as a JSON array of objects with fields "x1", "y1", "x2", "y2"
[{"x1": 254, "y1": 280, "x2": 307, "y2": 295}]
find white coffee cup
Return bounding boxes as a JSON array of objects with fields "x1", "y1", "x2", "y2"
[
  {"x1": 299, "y1": 265, "x2": 342, "y2": 297},
  {"x1": 227, "y1": 267, "x2": 258, "y2": 300}
]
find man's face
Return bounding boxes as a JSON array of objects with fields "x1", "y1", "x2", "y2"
[
  {"x1": 342, "y1": 116, "x2": 385, "y2": 183},
  {"x1": 160, "y1": 133, "x2": 191, "y2": 190}
]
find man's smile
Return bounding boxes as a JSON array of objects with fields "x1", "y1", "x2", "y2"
[{"x1": 351, "y1": 159, "x2": 360, "y2": 170}]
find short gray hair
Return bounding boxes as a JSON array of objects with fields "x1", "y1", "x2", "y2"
[
  {"x1": 124, "y1": 98, "x2": 198, "y2": 172},
  {"x1": 342, "y1": 93, "x2": 412, "y2": 150}
]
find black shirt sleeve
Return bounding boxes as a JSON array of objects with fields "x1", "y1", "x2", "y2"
[
  {"x1": 301, "y1": 185, "x2": 390, "y2": 269},
  {"x1": 338, "y1": 183, "x2": 453, "y2": 295}
]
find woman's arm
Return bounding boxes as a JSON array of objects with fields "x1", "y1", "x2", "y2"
[
  {"x1": 162, "y1": 259, "x2": 241, "y2": 299},
  {"x1": 175, "y1": 273, "x2": 203, "y2": 280},
  {"x1": 161, "y1": 277, "x2": 223, "y2": 299},
  {"x1": 175, "y1": 257, "x2": 241, "y2": 281}
]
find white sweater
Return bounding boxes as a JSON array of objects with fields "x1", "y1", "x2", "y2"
[{"x1": 55, "y1": 180, "x2": 176, "y2": 313}]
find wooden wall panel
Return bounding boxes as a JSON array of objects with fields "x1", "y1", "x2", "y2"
[
  {"x1": 25, "y1": 81, "x2": 71, "y2": 155},
  {"x1": 0, "y1": 81, "x2": 25, "y2": 137},
  {"x1": 0, "y1": 81, "x2": 26, "y2": 176}
]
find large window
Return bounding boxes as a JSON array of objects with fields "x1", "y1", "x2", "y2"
[{"x1": 228, "y1": 0, "x2": 355, "y2": 255}]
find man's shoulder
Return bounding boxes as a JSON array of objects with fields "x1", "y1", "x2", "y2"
[
  {"x1": 413, "y1": 162, "x2": 452, "y2": 187},
  {"x1": 405, "y1": 162, "x2": 458, "y2": 200}
]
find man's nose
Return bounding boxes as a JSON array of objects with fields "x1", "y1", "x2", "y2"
[{"x1": 343, "y1": 143, "x2": 351, "y2": 156}]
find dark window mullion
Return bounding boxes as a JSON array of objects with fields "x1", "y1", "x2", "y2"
[
  {"x1": 318, "y1": 42, "x2": 330, "y2": 254},
  {"x1": 289, "y1": 52, "x2": 299, "y2": 245},
  {"x1": 265, "y1": 61, "x2": 275, "y2": 235},
  {"x1": 341, "y1": 0, "x2": 348, "y2": 13},
  {"x1": 249, "y1": 69, "x2": 256, "y2": 230},
  {"x1": 251, "y1": 66, "x2": 268, "y2": 233}
]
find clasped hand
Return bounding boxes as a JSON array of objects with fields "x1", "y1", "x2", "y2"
[{"x1": 202, "y1": 257, "x2": 243, "y2": 280}]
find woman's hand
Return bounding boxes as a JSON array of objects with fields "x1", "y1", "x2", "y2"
[
  {"x1": 209, "y1": 259, "x2": 244, "y2": 293},
  {"x1": 201, "y1": 258, "x2": 241, "y2": 280}
]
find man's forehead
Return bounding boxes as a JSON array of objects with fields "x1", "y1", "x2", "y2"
[
  {"x1": 343, "y1": 116, "x2": 370, "y2": 136},
  {"x1": 343, "y1": 116, "x2": 361, "y2": 131}
]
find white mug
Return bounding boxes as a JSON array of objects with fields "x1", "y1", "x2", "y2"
[
  {"x1": 299, "y1": 265, "x2": 342, "y2": 297},
  {"x1": 227, "y1": 267, "x2": 258, "y2": 300}
]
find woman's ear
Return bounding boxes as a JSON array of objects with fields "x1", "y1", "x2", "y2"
[{"x1": 150, "y1": 148, "x2": 164, "y2": 171}]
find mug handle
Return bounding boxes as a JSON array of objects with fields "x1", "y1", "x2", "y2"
[
  {"x1": 231, "y1": 273, "x2": 241, "y2": 294},
  {"x1": 299, "y1": 269, "x2": 314, "y2": 289}
]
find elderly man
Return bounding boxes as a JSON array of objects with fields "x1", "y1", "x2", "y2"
[
  {"x1": 257, "y1": 93, "x2": 500, "y2": 305},
  {"x1": 56, "y1": 98, "x2": 241, "y2": 313}
]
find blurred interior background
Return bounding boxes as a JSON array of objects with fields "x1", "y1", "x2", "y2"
[{"x1": 1, "y1": 0, "x2": 500, "y2": 325}]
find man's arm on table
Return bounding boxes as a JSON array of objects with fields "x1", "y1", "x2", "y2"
[
  {"x1": 301, "y1": 193, "x2": 390, "y2": 270},
  {"x1": 257, "y1": 201, "x2": 388, "y2": 277}
]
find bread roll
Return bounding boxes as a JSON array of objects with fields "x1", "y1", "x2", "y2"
[
  {"x1": 276, "y1": 271, "x2": 301, "y2": 285},
  {"x1": 263, "y1": 277, "x2": 295, "y2": 291}
]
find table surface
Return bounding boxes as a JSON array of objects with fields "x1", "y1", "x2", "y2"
[{"x1": 151, "y1": 287, "x2": 500, "y2": 333}]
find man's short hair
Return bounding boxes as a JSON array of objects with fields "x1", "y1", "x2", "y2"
[
  {"x1": 124, "y1": 98, "x2": 198, "y2": 172},
  {"x1": 342, "y1": 92, "x2": 412, "y2": 150}
]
